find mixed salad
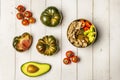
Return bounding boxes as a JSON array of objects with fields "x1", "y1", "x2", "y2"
[{"x1": 67, "y1": 19, "x2": 97, "y2": 48}]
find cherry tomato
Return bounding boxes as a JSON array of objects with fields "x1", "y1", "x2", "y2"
[
  {"x1": 83, "y1": 27, "x2": 90, "y2": 31},
  {"x1": 22, "y1": 19, "x2": 29, "y2": 26},
  {"x1": 66, "y1": 50, "x2": 74, "y2": 58},
  {"x1": 81, "y1": 20, "x2": 85, "y2": 28},
  {"x1": 71, "y1": 56, "x2": 79, "y2": 63},
  {"x1": 16, "y1": 5, "x2": 26, "y2": 12},
  {"x1": 24, "y1": 11, "x2": 32, "y2": 18},
  {"x1": 16, "y1": 13, "x2": 24, "y2": 20},
  {"x1": 63, "y1": 58, "x2": 71, "y2": 65},
  {"x1": 28, "y1": 17, "x2": 36, "y2": 24},
  {"x1": 85, "y1": 21, "x2": 91, "y2": 28}
]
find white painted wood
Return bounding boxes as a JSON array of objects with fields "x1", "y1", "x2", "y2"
[
  {"x1": 110, "y1": 0, "x2": 120, "y2": 80},
  {"x1": 15, "y1": 0, "x2": 31, "y2": 80},
  {"x1": 93, "y1": 0, "x2": 110, "y2": 80},
  {"x1": 61, "y1": 0, "x2": 77, "y2": 80},
  {"x1": 0, "y1": 0, "x2": 16, "y2": 80},
  {"x1": 78, "y1": 0, "x2": 93, "y2": 80},
  {"x1": 30, "y1": 0, "x2": 49, "y2": 80},
  {"x1": 43, "y1": 0, "x2": 62, "y2": 80},
  {"x1": 1, "y1": 0, "x2": 120, "y2": 80},
  {"x1": 30, "y1": 0, "x2": 46, "y2": 62}
]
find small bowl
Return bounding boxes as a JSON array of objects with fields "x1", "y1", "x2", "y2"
[{"x1": 67, "y1": 19, "x2": 97, "y2": 48}]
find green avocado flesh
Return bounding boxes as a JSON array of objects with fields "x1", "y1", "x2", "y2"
[{"x1": 21, "y1": 61, "x2": 51, "y2": 77}]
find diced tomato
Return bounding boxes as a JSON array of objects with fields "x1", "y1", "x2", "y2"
[
  {"x1": 84, "y1": 27, "x2": 90, "y2": 31},
  {"x1": 85, "y1": 21, "x2": 91, "y2": 28},
  {"x1": 80, "y1": 20, "x2": 86, "y2": 28}
]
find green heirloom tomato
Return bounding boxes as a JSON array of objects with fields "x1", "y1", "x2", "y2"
[
  {"x1": 13, "y1": 32, "x2": 33, "y2": 52},
  {"x1": 40, "y1": 6, "x2": 62, "y2": 27},
  {"x1": 36, "y1": 35, "x2": 58, "y2": 56}
]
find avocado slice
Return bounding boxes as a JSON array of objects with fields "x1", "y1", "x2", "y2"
[{"x1": 21, "y1": 61, "x2": 51, "y2": 77}]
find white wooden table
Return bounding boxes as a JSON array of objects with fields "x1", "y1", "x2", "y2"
[{"x1": 1, "y1": 0, "x2": 120, "y2": 80}]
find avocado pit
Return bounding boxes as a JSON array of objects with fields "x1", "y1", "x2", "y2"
[{"x1": 27, "y1": 65, "x2": 39, "y2": 73}]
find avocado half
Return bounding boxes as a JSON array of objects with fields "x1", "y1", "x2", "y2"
[{"x1": 21, "y1": 61, "x2": 51, "y2": 77}]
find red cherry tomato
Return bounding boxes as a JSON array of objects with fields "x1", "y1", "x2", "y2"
[
  {"x1": 24, "y1": 11, "x2": 32, "y2": 18},
  {"x1": 66, "y1": 50, "x2": 74, "y2": 58},
  {"x1": 28, "y1": 17, "x2": 36, "y2": 24},
  {"x1": 16, "y1": 13, "x2": 24, "y2": 20},
  {"x1": 85, "y1": 21, "x2": 91, "y2": 28},
  {"x1": 83, "y1": 27, "x2": 90, "y2": 31},
  {"x1": 16, "y1": 5, "x2": 26, "y2": 12},
  {"x1": 63, "y1": 58, "x2": 71, "y2": 65},
  {"x1": 71, "y1": 56, "x2": 79, "y2": 63},
  {"x1": 22, "y1": 19, "x2": 29, "y2": 26},
  {"x1": 81, "y1": 20, "x2": 85, "y2": 28}
]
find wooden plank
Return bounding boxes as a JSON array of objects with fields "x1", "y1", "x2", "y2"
[
  {"x1": 30, "y1": 0, "x2": 46, "y2": 62},
  {"x1": 30, "y1": 0, "x2": 50, "y2": 80},
  {"x1": 1, "y1": 0, "x2": 120, "y2": 80},
  {"x1": 78, "y1": 0, "x2": 93, "y2": 80},
  {"x1": 30, "y1": 0, "x2": 46, "y2": 61},
  {"x1": 42, "y1": 0, "x2": 62, "y2": 80},
  {"x1": 15, "y1": 0, "x2": 31, "y2": 80},
  {"x1": 93, "y1": 0, "x2": 110, "y2": 80},
  {"x1": 0, "y1": 0, "x2": 16, "y2": 80},
  {"x1": 61, "y1": 0, "x2": 77, "y2": 80},
  {"x1": 110, "y1": 0, "x2": 120, "y2": 80}
]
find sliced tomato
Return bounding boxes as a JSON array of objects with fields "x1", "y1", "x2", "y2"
[
  {"x1": 66, "y1": 50, "x2": 74, "y2": 58},
  {"x1": 22, "y1": 40, "x2": 31, "y2": 50},
  {"x1": 63, "y1": 58, "x2": 71, "y2": 65},
  {"x1": 85, "y1": 21, "x2": 91, "y2": 28}
]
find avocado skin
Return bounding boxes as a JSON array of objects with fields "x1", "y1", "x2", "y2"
[{"x1": 21, "y1": 61, "x2": 51, "y2": 77}]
